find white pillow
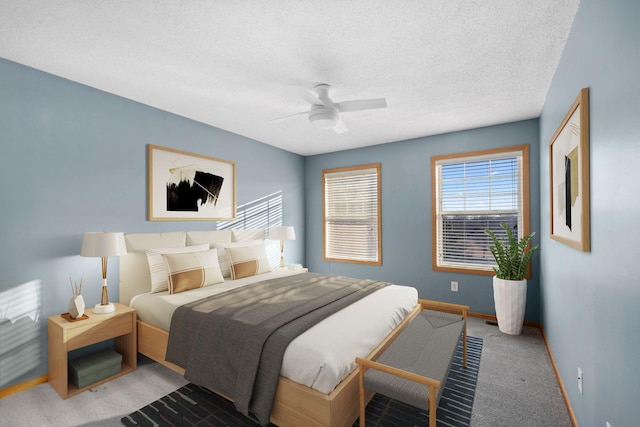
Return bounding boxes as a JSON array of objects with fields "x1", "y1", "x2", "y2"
[
  {"x1": 225, "y1": 243, "x2": 272, "y2": 280},
  {"x1": 146, "y1": 244, "x2": 209, "y2": 293},
  {"x1": 163, "y1": 249, "x2": 224, "y2": 294},
  {"x1": 213, "y1": 240, "x2": 263, "y2": 278}
]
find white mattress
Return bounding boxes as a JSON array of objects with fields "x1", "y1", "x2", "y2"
[{"x1": 130, "y1": 270, "x2": 418, "y2": 393}]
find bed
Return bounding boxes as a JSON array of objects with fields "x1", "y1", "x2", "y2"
[{"x1": 119, "y1": 229, "x2": 420, "y2": 427}]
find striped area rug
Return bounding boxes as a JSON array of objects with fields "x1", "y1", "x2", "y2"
[{"x1": 122, "y1": 336, "x2": 482, "y2": 427}]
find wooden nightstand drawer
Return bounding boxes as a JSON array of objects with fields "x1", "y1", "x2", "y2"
[{"x1": 67, "y1": 313, "x2": 133, "y2": 351}]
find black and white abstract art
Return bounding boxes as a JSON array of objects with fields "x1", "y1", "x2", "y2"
[
  {"x1": 148, "y1": 144, "x2": 236, "y2": 221},
  {"x1": 549, "y1": 88, "x2": 590, "y2": 252}
]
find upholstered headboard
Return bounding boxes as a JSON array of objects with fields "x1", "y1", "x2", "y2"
[{"x1": 119, "y1": 229, "x2": 265, "y2": 305}]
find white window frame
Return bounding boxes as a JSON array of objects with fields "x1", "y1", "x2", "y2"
[
  {"x1": 432, "y1": 145, "x2": 531, "y2": 275},
  {"x1": 323, "y1": 164, "x2": 381, "y2": 265}
]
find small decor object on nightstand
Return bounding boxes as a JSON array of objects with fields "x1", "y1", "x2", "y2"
[{"x1": 68, "y1": 277, "x2": 85, "y2": 319}]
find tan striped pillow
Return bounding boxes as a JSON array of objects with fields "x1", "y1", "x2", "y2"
[
  {"x1": 213, "y1": 240, "x2": 263, "y2": 278},
  {"x1": 163, "y1": 249, "x2": 224, "y2": 294},
  {"x1": 146, "y1": 244, "x2": 209, "y2": 293},
  {"x1": 224, "y1": 243, "x2": 272, "y2": 280}
]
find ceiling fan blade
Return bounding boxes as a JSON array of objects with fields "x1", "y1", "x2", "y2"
[
  {"x1": 289, "y1": 85, "x2": 325, "y2": 106},
  {"x1": 270, "y1": 111, "x2": 307, "y2": 123},
  {"x1": 336, "y1": 98, "x2": 387, "y2": 113},
  {"x1": 333, "y1": 118, "x2": 348, "y2": 134}
]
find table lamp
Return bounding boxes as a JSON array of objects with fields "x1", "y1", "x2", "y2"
[
  {"x1": 80, "y1": 231, "x2": 127, "y2": 314},
  {"x1": 269, "y1": 226, "x2": 296, "y2": 268}
]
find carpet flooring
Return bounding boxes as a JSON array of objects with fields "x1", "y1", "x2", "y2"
[
  {"x1": 0, "y1": 318, "x2": 571, "y2": 427},
  {"x1": 121, "y1": 336, "x2": 482, "y2": 427}
]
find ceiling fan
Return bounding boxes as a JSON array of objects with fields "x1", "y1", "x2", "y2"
[{"x1": 271, "y1": 84, "x2": 387, "y2": 134}]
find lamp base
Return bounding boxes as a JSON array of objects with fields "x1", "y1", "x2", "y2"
[{"x1": 93, "y1": 302, "x2": 116, "y2": 314}]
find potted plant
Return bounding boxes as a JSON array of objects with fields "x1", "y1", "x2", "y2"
[{"x1": 485, "y1": 222, "x2": 539, "y2": 335}]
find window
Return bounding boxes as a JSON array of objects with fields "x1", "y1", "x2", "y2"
[
  {"x1": 323, "y1": 164, "x2": 381, "y2": 265},
  {"x1": 432, "y1": 145, "x2": 530, "y2": 275}
]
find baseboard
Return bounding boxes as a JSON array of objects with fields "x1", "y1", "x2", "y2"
[
  {"x1": 468, "y1": 311, "x2": 496, "y2": 322},
  {"x1": 0, "y1": 374, "x2": 48, "y2": 399},
  {"x1": 539, "y1": 328, "x2": 579, "y2": 427}
]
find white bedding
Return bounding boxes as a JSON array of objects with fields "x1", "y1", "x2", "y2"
[{"x1": 130, "y1": 270, "x2": 418, "y2": 394}]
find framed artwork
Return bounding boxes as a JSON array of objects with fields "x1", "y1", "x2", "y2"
[
  {"x1": 148, "y1": 144, "x2": 236, "y2": 221},
  {"x1": 549, "y1": 88, "x2": 590, "y2": 251}
]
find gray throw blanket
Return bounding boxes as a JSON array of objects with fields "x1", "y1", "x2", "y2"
[{"x1": 165, "y1": 272, "x2": 389, "y2": 425}]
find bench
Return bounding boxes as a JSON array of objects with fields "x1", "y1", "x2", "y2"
[{"x1": 355, "y1": 299, "x2": 469, "y2": 427}]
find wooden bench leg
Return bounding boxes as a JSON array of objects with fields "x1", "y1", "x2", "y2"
[
  {"x1": 428, "y1": 385, "x2": 436, "y2": 427},
  {"x1": 463, "y1": 327, "x2": 468, "y2": 368},
  {"x1": 359, "y1": 366, "x2": 366, "y2": 427}
]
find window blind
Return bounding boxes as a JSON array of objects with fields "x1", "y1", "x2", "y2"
[
  {"x1": 434, "y1": 150, "x2": 525, "y2": 272},
  {"x1": 323, "y1": 165, "x2": 380, "y2": 264}
]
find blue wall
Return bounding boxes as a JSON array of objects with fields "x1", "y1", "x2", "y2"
[
  {"x1": 0, "y1": 58, "x2": 305, "y2": 388},
  {"x1": 305, "y1": 119, "x2": 541, "y2": 319},
  {"x1": 539, "y1": 1, "x2": 640, "y2": 426},
  {"x1": 4, "y1": 3, "x2": 637, "y2": 423}
]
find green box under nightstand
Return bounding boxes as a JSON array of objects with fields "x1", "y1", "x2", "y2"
[{"x1": 69, "y1": 349, "x2": 122, "y2": 389}]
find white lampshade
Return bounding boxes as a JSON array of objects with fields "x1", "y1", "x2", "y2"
[
  {"x1": 269, "y1": 226, "x2": 296, "y2": 241},
  {"x1": 81, "y1": 232, "x2": 127, "y2": 257}
]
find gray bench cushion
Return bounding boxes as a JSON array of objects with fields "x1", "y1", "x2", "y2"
[{"x1": 363, "y1": 309, "x2": 464, "y2": 410}]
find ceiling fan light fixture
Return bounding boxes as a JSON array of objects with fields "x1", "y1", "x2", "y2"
[
  {"x1": 272, "y1": 83, "x2": 388, "y2": 134},
  {"x1": 309, "y1": 107, "x2": 338, "y2": 129}
]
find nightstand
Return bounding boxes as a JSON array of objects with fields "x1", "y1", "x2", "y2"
[{"x1": 48, "y1": 302, "x2": 136, "y2": 399}]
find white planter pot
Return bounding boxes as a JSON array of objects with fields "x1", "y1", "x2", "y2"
[{"x1": 493, "y1": 277, "x2": 526, "y2": 335}]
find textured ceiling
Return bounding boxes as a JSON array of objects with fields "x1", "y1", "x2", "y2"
[{"x1": 0, "y1": 1, "x2": 579, "y2": 155}]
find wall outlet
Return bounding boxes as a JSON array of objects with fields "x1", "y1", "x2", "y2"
[
  {"x1": 451, "y1": 281, "x2": 458, "y2": 292},
  {"x1": 577, "y1": 367, "x2": 583, "y2": 394}
]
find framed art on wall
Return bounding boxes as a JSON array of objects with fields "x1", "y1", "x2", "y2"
[
  {"x1": 549, "y1": 87, "x2": 590, "y2": 252},
  {"x1": 148, "y1": 144, "x2": 236, "y2": 221}
]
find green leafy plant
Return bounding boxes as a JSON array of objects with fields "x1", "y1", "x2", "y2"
[{"x1": 485, "y1": 222, "x2": 540, "y2": 280}]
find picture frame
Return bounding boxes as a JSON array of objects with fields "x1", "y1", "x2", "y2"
[
  {"x1": 148, "y1": 144, "x2": 236, "y2": 221},
  {"x1": 549, "y1": 87, "x2": 590, "y2": 252}
]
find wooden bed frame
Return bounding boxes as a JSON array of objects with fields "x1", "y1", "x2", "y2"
[
  {"x1": 135, "y1": 305, "x2": 423, "y2": 427},
  {"x1": 118, "y1": 230, "x2": 426, "y2": 426}
]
